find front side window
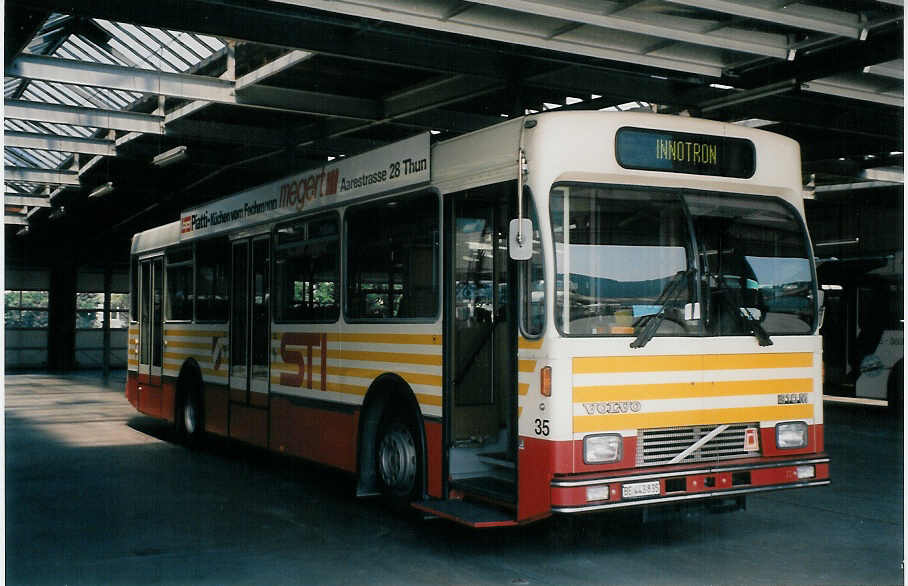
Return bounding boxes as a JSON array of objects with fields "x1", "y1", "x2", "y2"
[
  {"x1": 550, "y1": 183, "x2": 816, "y2": 339},
  {"x1": 521, "y1": 191, "x2": 545, "y2": 337}
]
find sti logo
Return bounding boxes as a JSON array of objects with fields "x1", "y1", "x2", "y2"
[{"x1": 181, "y1": 215, "x2": 193, "y2": 234}]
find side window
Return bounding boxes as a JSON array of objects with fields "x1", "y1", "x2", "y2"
[
  {"x1": 195, "y1": 237, "x2": 230, "y2": 322},
  {"x1": 274, "y1": 214, "x2": 340, "y2": 322},
  {"x1": 165, "y1": 247, "x2": 193, "y2": 321},
  {"x1": 346, "y1": 191, "x2": 439, "y2": 319},
  {"x1": 521, "y1": 190, "x2": 545, "y2": 337}
]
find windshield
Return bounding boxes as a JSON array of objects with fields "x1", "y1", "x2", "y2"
[{"x1": 551, "y1": 184, "x2": 816, "y2": 339}]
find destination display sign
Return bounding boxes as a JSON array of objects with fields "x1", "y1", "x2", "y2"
[
  {"x1": 616, "y1": 127, "x2": 755, "y2": 178},
  {"x1": 179, "y1": 133, "x2": 430, "y2": 241}
]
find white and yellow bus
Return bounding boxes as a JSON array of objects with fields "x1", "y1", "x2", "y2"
[{"x1": 127, "y1": 111, "x2": 828, "y2": 527}]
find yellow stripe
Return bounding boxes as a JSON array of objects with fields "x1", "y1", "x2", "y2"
[
  {"x1": 573, "y1": 353, "x2": 813, "y2": 374},
  {"x1": 327, "y1": 349, "x2": 441, "y2": 366},
  {"x1": 415, "y1": 393, "x2": 442, "y2": 407},
  {"x1": 518, "y1": 359, "x2": 536, "y2": 373},
  {"x1": 518, "y1": 383, "x2": 530, "y2": 396},
  {"x1": 518, "y1": 337, "x2": 543, "y2": 349},
  {"x1": 325, "y1": 366, "x2": 441, "y2": 387},
  {"x1": 328, "y1": 332, "x2": 441, "y2": 345},
  {"x1": 127, "y1": 359, "x2": 138, "y2": 366},
  {"x1": 164, "y1": 329, "x2": 227, "y2": 337},
  {"x1": 163, "y1": 351, "x2": 206, "y2": 360},
  {"x1": 166, "y1": 340, "x2": 212, "y2": 350},
  {"x1": 201, "y1": 368, "x2": 227, "y2": 378},
  {"x1": 325, "y1": 381, "x2": 368, "y2": 396},
  {"x1": 573, "y1": 404, "x2": 814, "y2": 432},
  {"x1": 573, "y1": 378, "x2": 813, "y2": 402},
  {"x1": 518, "y1": 406, "x2": 523, "y2": 417}
]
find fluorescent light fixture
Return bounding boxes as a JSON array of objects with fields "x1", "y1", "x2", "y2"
[
  {"x1": 89, "y1": 181, "x2": 114, "y2": 198},
  {"x1": 48, "y1": 206, "x2": 65, "y2": 221},
  {"x1": 733, "y1": 118, "x2": 777, "y2": 128},
  {"x1": 815, "y1": 238, "x2": 860, "y2": 247},
  {"x1": 152, "y1": 145, "x2": 188, "y2": 167},
  {"x1": 16, "y1": 225, "x2": 30, "y2": 237}
]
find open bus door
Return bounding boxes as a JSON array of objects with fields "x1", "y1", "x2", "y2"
[
  {"x1": 415, "y1": 186, "x2": 520, "y2": 527},
  {"x1": 137, "y1": 256, "x2": 164, "y2": 417}
]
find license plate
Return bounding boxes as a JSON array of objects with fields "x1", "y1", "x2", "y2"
[{"x1": 622, "y1": 480, "x2": 661, "y2": 499}]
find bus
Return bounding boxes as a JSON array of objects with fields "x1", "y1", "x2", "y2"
[{"x1": 127, "y1": 111, "x2": 829, "y2": 527}]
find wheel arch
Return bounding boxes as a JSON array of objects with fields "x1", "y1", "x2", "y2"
[{"x1": 356, "y1": 373, "x2": 427, "y2": 499}]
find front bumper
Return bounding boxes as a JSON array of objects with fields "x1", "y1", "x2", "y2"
[{"x1": 551, "y1": 456, "x2": 830, "y2": 513}]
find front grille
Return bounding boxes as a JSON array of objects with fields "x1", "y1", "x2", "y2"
[{"x1": 636, "y1": 423, "x2": 759, "y2": 466}]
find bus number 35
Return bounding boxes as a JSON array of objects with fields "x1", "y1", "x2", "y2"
[{"x1": 534, "y1": 419, "x2": 550, "y2": 436}]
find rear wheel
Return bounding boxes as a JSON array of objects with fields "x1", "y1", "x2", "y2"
[
  {"x1": 176, "y1": 373, "x2": 204, "y2": 446},
  {"x1": 376, "y1": 414, "x2": 421, "y2": 510}
]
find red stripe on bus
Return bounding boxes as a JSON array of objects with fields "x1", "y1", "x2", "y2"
[
  {"x1": 269, "y1": 396, "x2": 358, "y2": 473},
  {"x1": 425, "y1": 420, "x2": 443, "y2": 499}
]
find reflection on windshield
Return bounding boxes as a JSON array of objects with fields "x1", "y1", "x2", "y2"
[
  {"x1": 550, "y1": 184, "x2": 815, "y2": 338},
  {"x1": 551, "y1": 186, "x2": 695, "y2": 336}
]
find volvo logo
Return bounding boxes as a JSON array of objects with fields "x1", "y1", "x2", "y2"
[{"x1": 582, "y1": 401, "x2": 642, "y2": 415}]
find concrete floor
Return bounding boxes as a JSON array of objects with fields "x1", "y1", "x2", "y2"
[{"x1": 5, "y1": 372, "x2": 904, "y2": 585}]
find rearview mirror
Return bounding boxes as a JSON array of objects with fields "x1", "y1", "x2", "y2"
[{"x1": 508, "y1": 218, "x2": 533, "y2": 261}]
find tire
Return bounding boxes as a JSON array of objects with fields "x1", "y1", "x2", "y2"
[
  {"x1": 375, "y1": 413, "x2": 421, "y2": 510},
  {"x1": 176, "y1": 374, "x2": 204, "y2": 446}
]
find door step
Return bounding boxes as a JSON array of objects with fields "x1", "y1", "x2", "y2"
[
  {"x1": 413, "y1": 499, "x2": 517, "y2": 528},
  {"x1": 477, "y1": 452, "x2": 516, "y2": 469}
]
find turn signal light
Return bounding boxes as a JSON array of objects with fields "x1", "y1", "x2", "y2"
[{"x1": 540, "y1": 366, "x2": 552, "y2": 397}]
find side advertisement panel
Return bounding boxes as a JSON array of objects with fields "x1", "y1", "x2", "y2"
[{"x1": 180, "y1": 133, "x2": 430, "y2": 241}]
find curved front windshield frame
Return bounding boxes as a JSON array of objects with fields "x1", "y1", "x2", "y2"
[{"x1": 550, "y1": 183, "x2": 817, "y2": 338}]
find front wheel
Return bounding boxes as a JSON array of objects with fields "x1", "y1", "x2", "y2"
[{"x1": 376, "y1": 416, "x2": 421, "y2": 509}]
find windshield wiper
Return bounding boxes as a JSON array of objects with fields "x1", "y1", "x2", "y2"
[
  {"x1": 712, "y1": 277, "x2": 773, "y2": 346},
  {"x1": 630, "y1": 269, "x2": 692, "y2": 349}
]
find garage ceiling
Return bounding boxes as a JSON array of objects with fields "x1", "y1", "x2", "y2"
[{"x1": 3, "y1": 0, "x2": 903, "y2": 253}]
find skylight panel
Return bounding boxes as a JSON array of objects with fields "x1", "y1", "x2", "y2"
[
  {"x1": 194, "y1": 33, "x2": 225, "y2": 52},
  {"x1": 179, "y1": 33, "x2": 214, "y2": 60},
  {"x1": 167, "y1": 30, "x2": 206, "y2": 62},
  {"x1": 144, "y1": 27, "x2": 193, "y2": 70},
  {"x1": 68, "y1": 35, "x2": 119, "y2": 66}
]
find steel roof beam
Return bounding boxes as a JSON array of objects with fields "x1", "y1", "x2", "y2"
[
  {"x1": 8, "y1": 54, "x2": 422, "y2": 120},
  {"x1": 864, "y1": 60, "x2": 905, "y2": 79},
  {"x1": 5, "y1": 100, "x2": 164, "y2": 134},
  {"x1": 383, "y1": 75, "x2": 505, "y2": 119},
  {"x1": 4, "y1": 130, "x2": 116, "y2": 156},
  {"x1": 7, "y1": 54, "x2": 235, "y2": 103},
  {"x1": 5, "y1": 166, "x2": 80, "y2": 186},
  {"x1": 663, "y1": 0, "x2": 865, "y2": 39},
  {"x1": 270, "y1": 0, "x2": 724, "y2": 77},
  {"x1": 235, "y1": 85, "x2": 381, "y2": 120},
  {"x1": 466, "y1": 0, "x2": 791, "y2": 59},
  {"x1": 801, "y1": 79, "x2": 903, "y2": 107},
  {"x1": 4, "y1": 214, "x2": 29, "y2": 226},
  {"x1": 5, "y1": 195, "x2": 52, "y2": 207}
]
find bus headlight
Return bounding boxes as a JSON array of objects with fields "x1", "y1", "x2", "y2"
[
  {"x1": 775, "y1": 421, "x2": 808, "y2": 449},
  {"x1": 584, "y1": 434, "x2": 622, "y2": 464}
]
